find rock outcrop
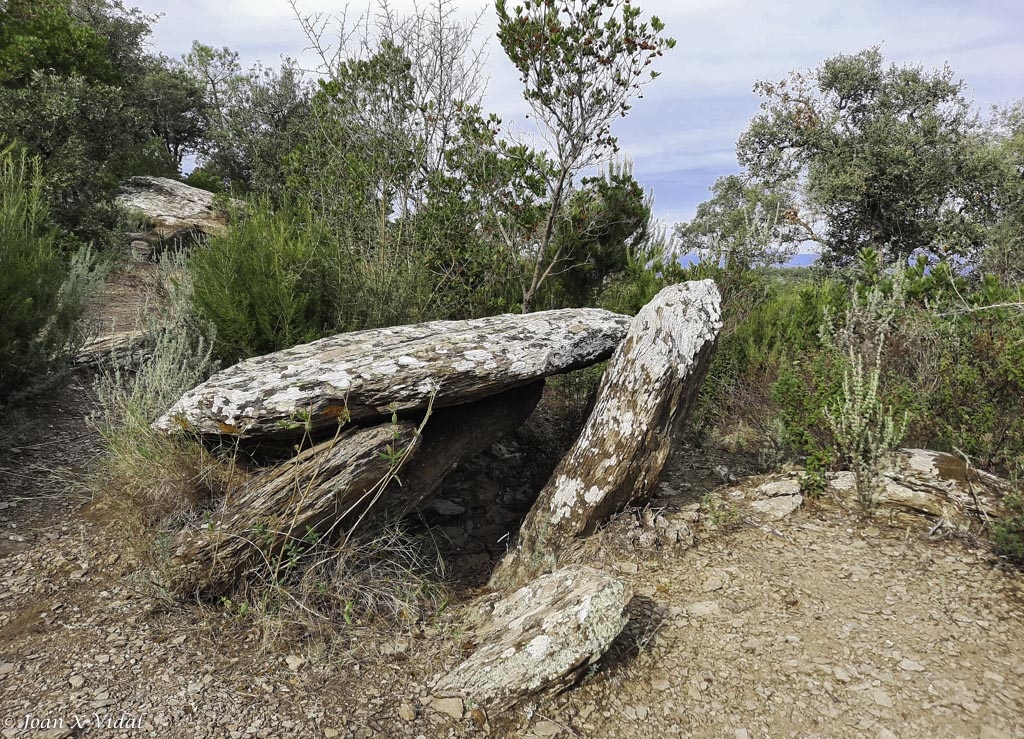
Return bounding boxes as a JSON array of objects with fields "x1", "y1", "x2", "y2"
[
  {"x1": 153, "y1": 309, "x2": 631, "y2": 442},
  {"x1": 75, "y1": 330, "x2": 147, "y2": 367},
  {"x1": 492, "y1": 281, "x2": 723, "y2": 587},
  {"x1": 829, "y1": 448, "x2": 1007, "y2": 527},
  {"x1": 116, "y1": 176, "x2": 230, "y2": 256}
]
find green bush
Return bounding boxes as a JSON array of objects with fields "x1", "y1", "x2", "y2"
[
  {"x1": 0, "y1": 144, "x2": 102, "y2": 403},
  {"x1": 189, "y1": 199, "x2": 446, "y2": 365},
  {"x1": 188, "y1": 201, "x2": 341, "y2": 364},
  {"x1": 907, "y1": 308, "x2": 1024, "y2": 471},
  {"x1": 690, "y1": 249, "x2": 1024, "y2": 495},
  {"x1": 183, "y1": 168, "x2": 225, "y2": 194},
  {"x1": 687, "y1": 265, "x2": 844, "y2": 451},
  {"x1": 992, "y1": 491, "x2": 1024, "y2": 565}
]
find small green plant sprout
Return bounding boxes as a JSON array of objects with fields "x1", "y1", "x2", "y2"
[{"x1": 701, "y1": 492, "x2": 743, "y2": 531}]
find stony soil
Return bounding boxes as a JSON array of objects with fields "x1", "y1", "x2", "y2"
[{"x1": 1, "y1": 265, "x2": 1022, "y2": 738}]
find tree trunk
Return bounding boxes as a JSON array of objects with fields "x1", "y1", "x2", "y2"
[{"x1": 492, "y1": 281, "x2": 723, "y2": 589}]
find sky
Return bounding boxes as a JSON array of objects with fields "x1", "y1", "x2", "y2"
[{"x1": 130, "y1": 0, "x2": 1024, "y2": 229}]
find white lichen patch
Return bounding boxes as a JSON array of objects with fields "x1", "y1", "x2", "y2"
[
  {"x1": 526, "y1": 635, "x2": 551, "y2": 659},
  {"x1": 462, "y1": 349, "x2": 493, "y2": 363},
  {"x1": 549, "y1": 477, "x2": 585, "y2": 524},
  {"x1": 575, "y1": 594, "x2": 593, "y2": 623}
]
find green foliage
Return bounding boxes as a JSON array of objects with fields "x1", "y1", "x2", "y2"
[
  {"x1": 685, "y1": 263, "x2": 843, "y2": 448},
  {"x1": 910, "y1": 307, "x2": 1024, "y2": 470},
  {"x1": 701, "y1": 492, "x2": 744, "y2": 531},
  {"x1": 188, "y1": 201, "x2": 339, "y2": 364},
  {"x1": 992, "y1": 491, "x2": 1024, "y2": 565},
  {"x1": 0, "y1": 70, "x2": 145, "y2": 242},
  {"x1": 0, "y1": 144, "x2": 104, "y2": 403},
  {"x1": 0, "y1": 0, "x2": 116, "y2": 86},
  {"x1": 0, "y1": 0, "x2": 157, "y2": 242},
  {"x1": 824, "y1": 342, "x2": 909, "y2": 508},
  {"x1": 495, "y1": 0, "x2": 674, "y2": 311},
  {"x1": 182, "y1": 167, "x2": 224, "y2": 193},
  {"x1": 188, "y1": 44, "x2": 310, "y2": 197},
  {"x1": 292, "y1": 41, "x2": 418, "y2": 231},
  {"x1": 90, "y1": 256, "x2": 233, "y2": 544},
  {"x1": 597, "y1": 228, "x2": 683, "y2": 316},
  {"x1": 675, "y1": 174, "x2": 802, "y2": 274},
  {"x1": 496, "y1": 0, "x2": 675, "y2": 157},
  {"x1": 737, "y1": 47, "x2": 990, "y2": 265},
  {"x1": 0, "y1": 144, "x2": 102, "y2": 403},
  {"x1": 139, "y1": 57, "x2": 210, "y2": 171},
  {"x1": 544, "y1": 160, "x2": 654, "y2": 307},
  {"x1": 981, "y1": 102, "x2": 1024, "y2": 281}
]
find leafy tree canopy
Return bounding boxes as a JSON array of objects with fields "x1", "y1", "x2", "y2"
[{"x1": 737, "y1": 47, "x2": 990, "y2": 265}]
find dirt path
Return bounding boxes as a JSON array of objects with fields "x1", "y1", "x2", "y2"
[{"x1": 0, "y1": 266, "x2": 1021, "y2": 738}]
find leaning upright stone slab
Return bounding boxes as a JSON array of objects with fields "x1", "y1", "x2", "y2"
[
  {"x1": 169, "y1": 383, "x2": 545, "y2": 596},
  {"x1": 429, "y1": 566, "x2": 632, "y2": 713},
  {"x1": 169, "y1": 422, "x2": 420, "y2": 595},
  {"x1": 153, "y1": 309, "x2": 629, "y2": 441},
  {"x1": 493, "y1": 281, "x2": 722, "y2": 588}
]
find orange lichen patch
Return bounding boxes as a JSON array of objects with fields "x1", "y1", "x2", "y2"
[
  {"x1": 217, "y1": 422, "x2": 242, "y2": 435},
  {"x1": 322, "y1": 404, "x2": 350, "y2": 421},
  {"x1": 172, "y1": 414, "x2": 194, "y2": 432}
]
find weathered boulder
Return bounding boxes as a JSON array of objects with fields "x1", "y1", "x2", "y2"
[
  {"x1": 429, "y1": 565, "x2": 632, "y2": 713},
  {"x1": 829, "y1": 448, "x2": 1007, "y2": 527},
  {"x1": 170, "y1": 383, "x2": 544, "y2": 595},
  {"x1": 153, "y1": 309, "x2": 630, "y2": 441},
  {"x1": 492, "y1": 281, "x2": 722, "y2": 587},
  {"x1": 116, "y1": 176, "x2": 230, "y2": 248}
]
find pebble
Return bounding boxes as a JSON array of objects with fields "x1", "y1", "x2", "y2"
[
  {"x1": 871, "y1": 688, "x2": 894, "y2": 708},
  {"x1": 687, "y1": 601, "x2": 720, "y2": 618},
  {"x1": 427, "y1": 696, "x2": 463, "y2": 720}
]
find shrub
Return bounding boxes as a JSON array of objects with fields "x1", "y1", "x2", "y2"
[
  {"x1": 90, "y1": 256, "x2": 233, "y2": 557},
  {"x1": 189, "y1": 198, "x2": 449, "y2": 365},
  {"x1": 688, "y1": 265, "x2": 844, "y2": 454},
  {"x1": 992, "y1": 491, "x2": 1024, "y2": 565},
  {"x1": 188, "y1": 200, "x2": 341, "y2": 364},
  {"x1": 93, "y1": 352, "x2": 227, "y2": 533},
  {"x1": 904, "y1": 308, "x2": 1024, "y2": 472},
  {"x1": 0, "y1": 143, "x2": 103, "y2": 404}
]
